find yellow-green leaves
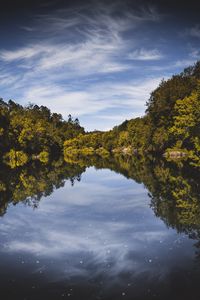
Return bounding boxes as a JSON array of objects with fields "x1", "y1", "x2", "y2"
[
  {"x1": 168, "y1": 90, "x2": 200, "y2": 165},
  {"x1": 4, "y1": 149, "x2": 28, "y2": 168}
]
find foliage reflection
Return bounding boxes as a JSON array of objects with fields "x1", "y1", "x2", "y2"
[{"x1": 1, "y1": 154, "x2": 200, "y2": 250}]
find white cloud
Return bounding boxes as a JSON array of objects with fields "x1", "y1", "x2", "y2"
[
  {"x1": 0, "y1": 2, "x2": 160, "y2": 74},
  {"x1": 18, "y1": 77, "x2": 161, "y2": 128},
  {"x1": 174, "y1": 58, "x2": 196, "y2": 68},
  {"x1": 189, "y1": 48, "x2": 200, "y2": 59},
  {"x1": 0, "y1": 16, "x2": 130, "y2": 80},
  {"x1": 0, "y1": 45, "x2": 48, "y2": 61},
  {"x1": 0, "y1": 2, "x2": 162, "y2": 130},
  {"x1": 32, "y1": 2, "x2": 160, "y2": 36},
  {"x1": 21, "y1": 85, "x2": 109, "y2": 117},
  {"x1": 128, "y1": 48, "x2": 163, "y2": 60}
]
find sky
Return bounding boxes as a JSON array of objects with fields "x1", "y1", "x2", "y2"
[{"x1": 0, "y1": 0, "x2": 200, "y2": 130}]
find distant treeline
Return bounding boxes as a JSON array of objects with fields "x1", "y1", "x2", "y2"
[
  {"x1": 1, "y1": 61, "x2": 200, "y2": 168},
  {"x1": 64, "y1": 61, "x2": 200, "y2": 167}
]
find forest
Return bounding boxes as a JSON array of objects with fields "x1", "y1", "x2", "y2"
[
  {"x1": 0, "y1": 61, "x2": 200, "y2": 168},
  {"x1": 64, "y1": 61, "x2": 200, "y2": 167}
]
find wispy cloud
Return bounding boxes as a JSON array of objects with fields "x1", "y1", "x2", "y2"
[
  {"x1": 181, "y1": 24, "x2": 200, "y2": 42},
  {"x1": 19, "y1": 77, "x2": 161, "y2": 130},
  {"x1": 0, "y1": 3, "x2": 160, "y2": 74},
  {"x1": 128, "y1": 48, "x2": 163, "y2": 60},
  {"x1": 174, "y1": 58, "x2": 197, "y2": 68},
  {"x1": 187, "y1": 25, "x2": 200, "y2": 38},
  {"x1": 0, "y1": 45, "x2": 48, "y2": 62},
  {"x1": 0, "y1": 1, "x2": 198, "y2": 131},
  {"x1": 189, "y1": 48, "x2": 200, "y2": 59},
  {"x1": 0, "y1": 2, "x2": 162, "y2": 130}
]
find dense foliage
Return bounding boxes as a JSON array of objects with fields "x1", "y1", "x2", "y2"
[
  {"x1": 0, "y1": 100, "x2": 84, "y2": 167},
  {"x1": 64, "y1": 61, "x2": 200, "y2": 167}
]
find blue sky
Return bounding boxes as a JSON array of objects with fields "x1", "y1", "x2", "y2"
[{"x1": 0, "y1": 0, "x2": 200, "y2": 130}]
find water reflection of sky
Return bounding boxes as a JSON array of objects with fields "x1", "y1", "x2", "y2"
[{"x1": 0, "y1": 167, "x2": 199, "y2": 299}]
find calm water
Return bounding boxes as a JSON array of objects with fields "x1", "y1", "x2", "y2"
[{"x1": 0, "y1": 160, "x2": 200, "y2": 300}]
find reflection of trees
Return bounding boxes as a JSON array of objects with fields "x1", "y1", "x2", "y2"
[
  {"x1": 65, "y1": 154, "x2": 200, "y2": 245},
  {"x1": 2, "y1": 152, "x2": 200, "y2": 251},
  {"x1": 0, "y1": 158, "x2": 85, "y2": 216},
  {"x1": 143, "y1": 161, "x2": 200, "y2": 261},
  {"x1": 146, "y1": 163, "x2": 200, "y2": 234}
]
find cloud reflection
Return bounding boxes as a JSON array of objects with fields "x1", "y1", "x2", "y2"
[{"x1": 0, "y1": 167, "x2": 194, "y2": 285}]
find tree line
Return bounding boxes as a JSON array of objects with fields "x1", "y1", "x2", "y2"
[
  {"x1": 0, "y1": 100, "x2": 84, "y2": 167},
  {"x1": 64, "y1": 61, "x2": 200, "y2": 167},
  {"x1": 1, "y1": 61, "x2": 200, "y2": 168}
]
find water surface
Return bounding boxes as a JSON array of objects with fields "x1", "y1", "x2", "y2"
[{"x1": 0, "y1": 160, "x2": 200, "y2": 300}]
